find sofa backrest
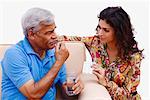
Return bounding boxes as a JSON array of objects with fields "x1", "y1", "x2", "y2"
[
  {"x1": 0, "y1": 44, "x2": 12, "y2": 96},
  {"x1": 0, "y1": 44, "x2": 12, "y2": 60},
  {"x1": 64, "y1": 41, "x2": 86, "y2": 75}
]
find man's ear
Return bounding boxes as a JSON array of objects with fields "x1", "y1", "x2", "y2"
[{"x1": 27, "y1": 28, "x2": 35, "y2": 40}]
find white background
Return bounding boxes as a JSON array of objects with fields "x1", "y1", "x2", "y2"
[{"x1": 0, "y1": 0, "x2": 149, "y2": 99}]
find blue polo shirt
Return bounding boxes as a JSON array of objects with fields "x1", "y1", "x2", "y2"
[{"x1": 1, "y1": 37, "x2": 66, "y2": 100}]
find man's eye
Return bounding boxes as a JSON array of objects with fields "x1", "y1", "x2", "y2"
[
  {"x1": 50, "y1": 30, "x2": 55, "y2": 33},
  {"x1": 45, "y1": 31, "x2": 54, "y2": 35},
  {"x1": 45, "y1": 32, "x2": 49, "y2": 35}
]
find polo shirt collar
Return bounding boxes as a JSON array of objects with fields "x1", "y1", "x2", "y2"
[{"x1": 47, "y1": 48, "x2": 55, "y2": 57}]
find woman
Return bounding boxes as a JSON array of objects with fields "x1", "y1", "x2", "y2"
[{"x1": 59, "y1": 6, "x2": 143, "y2": 100}]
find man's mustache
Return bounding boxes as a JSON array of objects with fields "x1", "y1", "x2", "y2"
[{"x1": 48, "y1": 40, "x2": 58, "y2": 45}]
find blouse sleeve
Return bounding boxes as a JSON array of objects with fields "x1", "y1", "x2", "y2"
[
  {"x1": 58, "y1": 35, "x2": 94, "y2": 50},
  {"x1": 105, "y1": 52, "x2": 143, "y2": 99}
]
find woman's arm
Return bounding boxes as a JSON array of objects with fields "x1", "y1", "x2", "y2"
[{"x1": 58, "y1": 35, "x2": 94, "y2": 51}]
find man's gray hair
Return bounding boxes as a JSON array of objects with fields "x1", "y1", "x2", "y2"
[{"x1": 21, "y1": 7, "x2": 54, "y2": 36}]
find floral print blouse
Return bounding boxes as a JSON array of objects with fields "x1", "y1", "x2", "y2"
[{"x1": 59, "y1": 35, "x2": 143, "y2": 100}]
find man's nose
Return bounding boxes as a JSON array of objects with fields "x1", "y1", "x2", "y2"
[{"x1": 51, "y1": 32, "x2": 57, "y2": 39}]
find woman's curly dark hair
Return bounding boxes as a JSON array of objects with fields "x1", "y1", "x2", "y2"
[{"x1": 98, "y1": 6, "x2": 142, "y2": 60}]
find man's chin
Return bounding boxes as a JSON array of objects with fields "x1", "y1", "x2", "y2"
[{"x1": 48, "y1": 44, "x2": 56, "y2": 49}]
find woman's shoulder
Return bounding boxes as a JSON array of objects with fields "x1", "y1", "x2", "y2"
[
  {"x1": 129, "y1": 51, "x2": 144, "y2": 65},
  {"x1": 130, "y1": 51, "x2": 143, "y2": 59}
]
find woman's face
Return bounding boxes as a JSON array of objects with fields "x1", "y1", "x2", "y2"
[{"x1": 96, "y1": 19, "x2": 116, "y2": 44}]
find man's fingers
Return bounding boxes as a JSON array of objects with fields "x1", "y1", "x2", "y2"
[
  {"x1": 60, "y1": 42, "x2": 66, "y2": 49},
  {"x1": 73, "y1": 85, "x2": 83, "y2": 95},
  {"x1": 72, "y1": 81, "x2": 80, "y2": 90},
  {"x1": 75, "y1": 76, "x2": 80, "y2": 83},
  {"x1": 72, "y1": 81, "x2": 83, "y2": 95},
  {"x1": 55, "y1": 42, "x2": 61, "y2": 52}
]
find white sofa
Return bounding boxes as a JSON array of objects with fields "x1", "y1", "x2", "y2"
[{"x1": 0, "y1": 42, "x2": 111, "y2": 100}]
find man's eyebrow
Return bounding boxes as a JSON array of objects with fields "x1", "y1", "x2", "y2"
[{"x1": 47, "y1": 26, "x2": 56, "y2": 32}]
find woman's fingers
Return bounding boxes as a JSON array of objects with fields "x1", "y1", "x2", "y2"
[
  {"x1": 91, "y1": 63, "x2": 98, "y2": 68},
  {"x1": 93, "y1": 70, "x2": 107, "y2": 86},
  {"x1": 92, "y1": 65, "x2": 105, "y2": 76},
  {"x1": 92, "y1": 70, "x2": 101, "y2": 79}
]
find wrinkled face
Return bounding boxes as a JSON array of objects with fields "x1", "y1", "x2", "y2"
[
  {"x1": 28, "y1": 22, "x2": 58, "y2": 50},
  {"x1": 96, "y1": 19, "x2": 116, "y2": 44}
]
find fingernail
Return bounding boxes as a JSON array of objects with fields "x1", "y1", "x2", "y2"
[{"x1": 73, "y1": 91, "x2": 76, "y2": 94}]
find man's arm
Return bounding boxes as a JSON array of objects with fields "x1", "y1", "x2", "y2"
[{"x1": 19, "y1": 43, "x2": 69, "y2": 99}]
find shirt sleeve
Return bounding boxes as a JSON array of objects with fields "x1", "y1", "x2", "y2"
[
  {"x1": 2, "y1": 48, "x2": 33, "y2": 89},
  {"x1": 105, "y1": 52, "x2": 143, "y2": 99},
  {"x1": 58, "y1": 35, "x2": 94, "y2": 51}
]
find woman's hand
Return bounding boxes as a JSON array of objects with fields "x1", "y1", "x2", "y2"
[
  {"x1": 91, "y1": 63, "x2": 107, "y2": 86},
  {"x1": 91, "y1": 63, "x2": 105, "y2": 76}
]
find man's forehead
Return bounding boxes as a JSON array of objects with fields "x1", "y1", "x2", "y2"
[{"x1": 40, "y1": 22, "x2": 56, "y2": 29}]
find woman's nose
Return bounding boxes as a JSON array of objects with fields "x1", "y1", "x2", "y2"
[{"x1": 97, "y1": 29, "x2": 103, "y2": 36}]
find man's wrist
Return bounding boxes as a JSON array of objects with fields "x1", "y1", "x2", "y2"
[{"x1": 55, "y1": 60, "x2": 64, "y2": 67}]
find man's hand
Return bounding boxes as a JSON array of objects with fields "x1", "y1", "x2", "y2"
[
  {"x1": 55, "y1": 42, "x2": 69, "y2": 65},
  {"x1": 72, "y1": 76, "x2": 84, "y2": 95},
  {"x1": 62, "y1": 75, "x2": 84, "y2": 96}
]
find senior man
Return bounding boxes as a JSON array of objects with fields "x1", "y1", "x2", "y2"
[{"x1": 1, "y1": 8, "x2": 83, "y2": 99}]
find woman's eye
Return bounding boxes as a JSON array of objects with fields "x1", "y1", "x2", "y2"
[
  {"x1": 105, "y1": 30, "x2": 109, "y2": 32},
  {"x1": 103, "y1": 29, "x2": 109, "y2": 32}
]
